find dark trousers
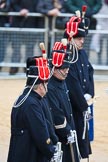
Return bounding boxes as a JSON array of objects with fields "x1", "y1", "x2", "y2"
[{"x1": 11, "y1": 33, "x2": 35, "y2": 63}]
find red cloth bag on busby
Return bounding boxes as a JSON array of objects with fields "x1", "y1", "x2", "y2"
[{"x1": 50, "y1": 40, "x2": 71, "y2": 69}]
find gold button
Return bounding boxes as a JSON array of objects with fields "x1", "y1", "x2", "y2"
[{"x1": 46, "y1": 138, "x2": 51, "y2": 144}]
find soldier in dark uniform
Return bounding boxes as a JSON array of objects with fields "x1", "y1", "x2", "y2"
[
  {"x1": 47, "y1": 40, "x2": 81, "y2": 162},
  {"x1": 26, "y1": 55, "x2": 59, "y2": 146},
  {"x1": 7, "y1": 64, "x2": 60, "y2": 162},
  {"x1": 64, "y1": 8, "x2": 95, "y2": 160}
]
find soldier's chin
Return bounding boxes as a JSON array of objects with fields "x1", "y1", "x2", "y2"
[
  {"x1": 78, "y1": 45, "x2": 83, "y2": 50},
  {"x1": 64, "y1": 74, "x2": 68, "y2": 79},
  {"x1": 61, "y1": 74, "x2": 67, "y2": 80}
]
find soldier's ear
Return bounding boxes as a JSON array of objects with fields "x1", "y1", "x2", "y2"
[
  {"x1": 53, "y1": 68, "x2": 58, "y2": 75},
  {"x1": 39, "y1": 83, "x2": 44, "y2": 90}
]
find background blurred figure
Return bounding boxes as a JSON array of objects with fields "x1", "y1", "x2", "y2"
[
  {"x1": 96, "y1": 0, "x2": 108, "y2": 65},
  {"x1": 36, "y1": 0, "x2": 66, "y2": 27},
  {"x1": 9, "y1": 0, "x2": 37, "y2": 75},
  {"x1": 0, "y1": 0, "x2": 10, "y2": 12},
  {"x1": 36, "y1": 0, "x2": 66, "y2": 56},
  {"x1": 64, "y1": 0, "x2": 102, "y2": 58},
  {"x1": 0, "y1": 0, "x2": 11, "y2": 70}
]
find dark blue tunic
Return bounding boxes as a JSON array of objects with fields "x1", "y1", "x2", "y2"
[
  {"x1": 66, "y1": 49, "x2": 94, "y2": 158},
  {"x1": 42, "y1": 96, "x2": 59, "y2": 145},
  {"x1": 47, "y1": 76, "x2": 79, "y2": 162},
  {"x1": 7, "y1": 88, "x2": 55, "y2": 162}
]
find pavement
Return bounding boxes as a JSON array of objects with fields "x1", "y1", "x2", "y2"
[{"x1": 1, "y1": 71, "x2": 108, "y2": 81}]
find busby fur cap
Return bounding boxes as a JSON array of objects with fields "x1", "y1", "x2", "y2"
[
  {"x1": 65, "y1": 6, "x2": 90, "y2": 39},
  {"x1": 49, "y1": 40, "x2": 71, "y2": 69},
  {"x1": 26, "y1": 66, "x2": 50, "y2": 86},
  {"x1": 26, "y1": 56, "x2": 48, "y2": 76}
]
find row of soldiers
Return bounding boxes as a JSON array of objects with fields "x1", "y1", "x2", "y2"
[{"x1": 7, "y1": 6, "x2": 94, "y2": 162}]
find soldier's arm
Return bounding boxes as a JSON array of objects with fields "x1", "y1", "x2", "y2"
[
  {"x1": 47, "y1": 89, "x2": 72, "y2": 139},
  {"x1": 24, "y1": 103, "x2": 55, "y2": 160}
]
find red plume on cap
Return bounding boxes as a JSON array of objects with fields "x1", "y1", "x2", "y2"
[
  {"x1": 36, "y1": 42, "x2": 50, "y2": 80},
  {"x1": 26, "y1": 41, "x2": 50, "y2": 82},
  {"x1": 39, "y1": 42, "x2": 47, "y2": 59},
  {"x1": 32, "y1": 42, "x2": 48, "y2": 68},
  {"x1": 27, "y1": 65, "x2": 50, "y2": 83},
  {"x1": 66, "y1": 16, "x2": 81, "y2": 40},
  {"x1": 52, "y1": 42, "x2": 63, "y2": 50},
  {"x1": 33, "y1": 43, "x2": 49, "y2": 80},
  {"x1": 61, "y1": 38, "x2": 68, "y2": 52},
  {"x1": 52, "y1": 52, "x2": 65, "y2": 67},
  {"x1": 82, "y1": 5, "x2": 87, "y2": 18},
  {"x1": 82, "y1": 5, "x2": 87, "y2": 12},
  {"x1": 27, "y1": 58, "x2": 50, "y2": 81},
  {"x1": 38, "y1": 66, "x2": 50, "y2": 80},
  {"x1": 35, "y1": 58, "x2": 48, "y2": 67},
  {"x1": 52, "y1": 42, "x2": 65, "y2": 67}
]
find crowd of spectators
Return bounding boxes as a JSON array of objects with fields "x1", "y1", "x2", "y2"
[{"x1": 0, "y1": 0, "x2": 108, "y2": 75}]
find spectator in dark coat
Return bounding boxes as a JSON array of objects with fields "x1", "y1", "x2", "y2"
[
  {"x1": 35, "y1": 0, "x2": 67, "y2": 56},
  {"x1": 64, "y1": 9, "x2": 95, "y2": 159},
  {"x1": 7, "y1": 64, "x2": 60, "y2": 162},
  {"x1": 35, "y1": 0, "x2": 65, "y2": 27},
  {"x1": 97, "y1": 0, "x2": 108, "y2": 64},
  {"x1": 0, "y1": 0, "x2": 11, "y2": 69},
  {"x1": 9, "y1": 0, "x2": 38, "y2": 75}
]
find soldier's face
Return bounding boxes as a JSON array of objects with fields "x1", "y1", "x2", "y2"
[
  {"x1": 40, "y1": 82, "x2": 48, "y2": 97},
  {"x1": 43, "y1": 82, "x2": 48, "y2": 93},
  {"x1": 74, "y1": 37, "x2": 85, "y2": 49},
  {"x1": 56, "y1": 68, "x2": 69, "y2": 80}
]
